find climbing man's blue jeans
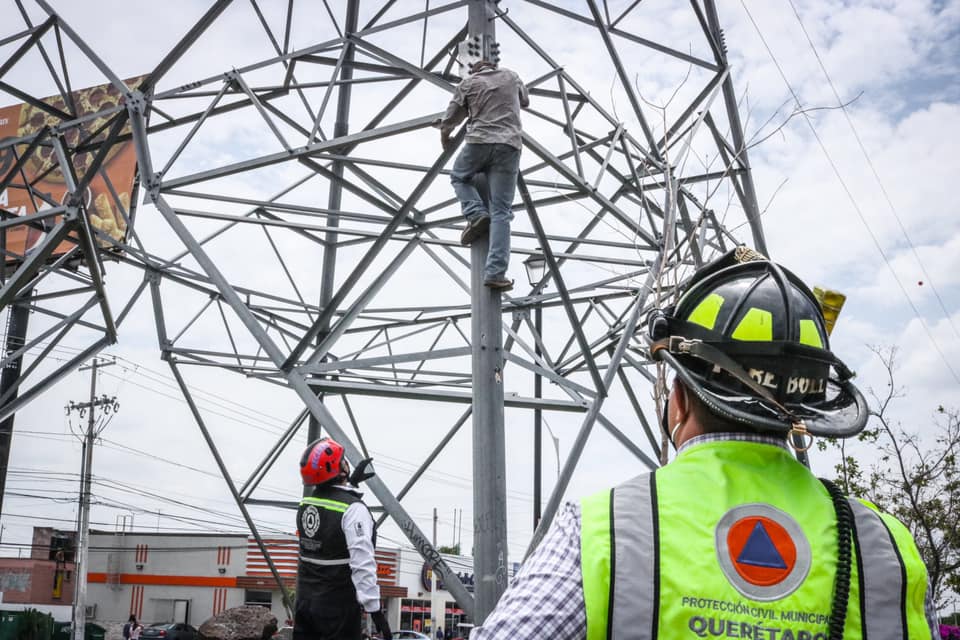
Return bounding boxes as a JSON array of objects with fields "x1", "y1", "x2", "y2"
[{"x1": 450, "y1": 142, "x2": 521, "y2": 280}]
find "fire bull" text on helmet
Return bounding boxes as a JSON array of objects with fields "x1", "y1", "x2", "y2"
[{"x1": 748, "y1": 369, "x2": 826, "y2": 395}]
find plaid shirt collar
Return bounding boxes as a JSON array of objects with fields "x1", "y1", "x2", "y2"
[{"x1": 677, "y1": 431, "x2": 791, "y2": 455}]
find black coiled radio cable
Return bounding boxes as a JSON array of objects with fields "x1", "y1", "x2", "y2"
[{"x1": 819, "y1": 478, "x2": 854, "y2": 640}]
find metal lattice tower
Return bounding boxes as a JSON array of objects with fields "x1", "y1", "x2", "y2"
[{"x1": 0, "y1": 0, "x2": 766, "y2": 623}]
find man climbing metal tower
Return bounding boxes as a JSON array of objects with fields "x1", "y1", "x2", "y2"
[{"x1": 440, "y1": 58, "x2": 528, "y2": 292}]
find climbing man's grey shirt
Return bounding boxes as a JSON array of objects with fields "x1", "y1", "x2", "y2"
[{"x1": 441, "y1": 67, "x2": 529, "y2": 150}]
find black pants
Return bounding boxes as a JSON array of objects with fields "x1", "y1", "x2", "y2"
[{"x1": 293, "y1": 591, "x2": 362, "y2": 640}]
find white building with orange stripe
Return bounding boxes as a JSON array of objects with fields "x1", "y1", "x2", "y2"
[
  {"x1": 86, "y1": 531, "x2": 250, "y2": 625},
  {"x1": 84, "y1": 530, "x2": 410, "y2": 629}
]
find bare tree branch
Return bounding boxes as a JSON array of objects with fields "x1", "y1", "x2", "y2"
[{"x1": 823, "y1": 345, "x2": 960, "y2": 609}]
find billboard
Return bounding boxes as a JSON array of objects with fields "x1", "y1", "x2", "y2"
[{"x1": 0, "y1": 76, "x2": 144, "y2": 264}]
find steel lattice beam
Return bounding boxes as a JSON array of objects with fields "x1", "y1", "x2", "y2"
[{"x1": 0, "y1": 0, "x2": 766, "y2": 624}]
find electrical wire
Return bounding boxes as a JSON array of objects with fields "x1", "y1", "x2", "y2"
[
  {"x1": 3, "y1": 344, "x2": 543, "y2": 557},
  {"x1": 94, "y1": 369, "x2": 289, "y2": 436},
  {"x1": 11, "y1": 338, "x2": 294, "y2": 433},
  {"x1": 4, "y1": 484, "x2": 291, "y2": 536},
  {"x1": 11, "y1": 420, "x2": 524, "y2": 508},
  {"x1": 5, "y1": 435, "x2": 533, "y2": 551},
  {"x1": 785, "y1": 0, "x2": 960, "y2": 345},
  {"x1": 738, "y1": 0, "x2": 960, "y2": 385},
  {"x1": 109, "y1": 353, "x2": 291, "y2": 426},
  {"x1": 7, "y1": 428, "x2": 293, "y2": 497}
]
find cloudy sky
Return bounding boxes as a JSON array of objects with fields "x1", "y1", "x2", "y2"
[{"x1": 0, "y1": 0, "x2": 957, "y2": 611}]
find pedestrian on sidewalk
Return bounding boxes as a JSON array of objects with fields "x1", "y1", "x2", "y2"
[{"x1": 122, "y1": 615, "x2": 138, "y2": 640}]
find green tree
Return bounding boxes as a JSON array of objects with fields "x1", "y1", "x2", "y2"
[
  {"x1": 437, "y1": 544, "x2": 461, "y2": 555},
  {"x1": 818, "y1": 346, "x2": 960, "y2": 608}
]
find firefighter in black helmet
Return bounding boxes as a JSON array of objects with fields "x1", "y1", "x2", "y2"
[
  {"x1": 646, "y1": 245, "x2": 869, "y2": 441},
  {"x1": 470, "y1": 247, "x2": 937, "y2": 640}
]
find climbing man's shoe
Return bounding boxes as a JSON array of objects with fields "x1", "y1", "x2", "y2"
[
  {"x1": 460, "y1": 215, "x2": 490, "y2": 246},
  {"x1": 484, "y1": 276, "x2": 514, "y2": 292}
]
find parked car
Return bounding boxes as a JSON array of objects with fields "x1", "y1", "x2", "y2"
[{"x1": 140, "y1": 623, "x2": 197, "y2": 640}]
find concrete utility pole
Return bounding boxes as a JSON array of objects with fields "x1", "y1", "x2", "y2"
[
  {"x1": 471, "y1": 235, "x2": 507, "y2": 624},
  {"x1": 68, "y1": 358, "x2": 117, "y2": 640},
  {"x1": 467, "y1": 0, "x2": 507, "y2": 624}
]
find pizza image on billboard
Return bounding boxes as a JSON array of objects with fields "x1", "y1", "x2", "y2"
[{"x1": 0, "y1": 75, "x2": 145, "y2": 264}]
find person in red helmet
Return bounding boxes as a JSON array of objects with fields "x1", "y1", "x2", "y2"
[{"x1": 295, "y1": 437, "x2": 391, "y2": 640}]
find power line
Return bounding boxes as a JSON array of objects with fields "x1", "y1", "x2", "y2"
[
  {"x1": 0, "y1": 511, "x2": 259, "y2": 535},
  {"x1": 784, "y1": 0, "x2": 960, "y2": 345},
  {"x1": 6, "y1": 424, "x2": 542, "y2": 564},
  {"x1": 12, "y1": 343, "x2": 536, "y2": 500},
  {"x1": 3, "y1": 487, "x2": 291, "y2": 536},
  {"x1": 108, "y1": 354, "x2": 292, "y2": 427},
  {"x1": 10, "y1": 424, "x2": 496, "y2": 504},
  {"x1": 12, "y1": 340, "x2": 294, "y2": 433},
  {"x1": 739, "y1": 0, "x2": 960, "y2": 385},
  {"x1": 95, "y1": 436, "x2": 291, "y2": 497},
  {"x1": 93, "y1": 369, "x2": 287, "y2": 436},
  {"x1": 4, "y1": 352, "x2": 541, "y2": 553},
  {"x1": 2, "y1": 460, "x2": 293, "y2": 537},
  {"x1": 7, "y1": 428, "x2": 528, "y2": 537}
]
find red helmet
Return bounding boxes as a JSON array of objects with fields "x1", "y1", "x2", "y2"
[{"x1": 300, "y1": 438, "x2": 345, "y2": 486}]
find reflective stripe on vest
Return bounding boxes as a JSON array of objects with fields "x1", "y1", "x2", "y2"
[
  {"x1": 298, "y1": 555, "x2": 351, "y2": 566},
  {"x1": 850, "y1": 498, "x2": 906, "y2": 638},
  {"x1": 582, "y1": 474, "x2": 660, "y2": 640},
  {"x1": 581, "y1": 470, "x2": 928, "y2": 639},
  {"x1": 300, "y1": 496, "x2": 349, "y2": 512},
  {"x1": 611, "y1": 475, "x2": 658, "y2": 639},
  {"x1": 850, "y1": 499, "x2": 931, "y2": 639}
]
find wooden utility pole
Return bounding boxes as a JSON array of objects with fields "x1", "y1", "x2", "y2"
[{"x1": 67, "y1": 358, "x2": 117, "y2": 640}]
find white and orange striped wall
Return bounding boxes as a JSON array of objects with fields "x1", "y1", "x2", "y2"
[{"x1": 82, "y1": 529, "x2": 411, "y2": 631}]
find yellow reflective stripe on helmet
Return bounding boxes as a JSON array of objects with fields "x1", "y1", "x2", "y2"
[
  {"x1": 581, "y1": 489, "x2": 613, "y2": 640},
  {"x1": 731, "y1": 308, "x2": 773, "y2": 341},
  {"x1": 687, "y1": 293, "x2": 725, "y2": 330},
  {"x1": 300, "y1": 497, "x2": 349, "y2": 512},
  {"x1": 798, "y1": 319, "x2": 824, "y2": 348}
]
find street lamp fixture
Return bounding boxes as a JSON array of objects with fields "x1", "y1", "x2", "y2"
[
  {"x1": 524, "y1": 251, "x2": 546, "y2": 286},
  {"x1": 526, "y1": 249, "x2": 548, "y2": 529}
]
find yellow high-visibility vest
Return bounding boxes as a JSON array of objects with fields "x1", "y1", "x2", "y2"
[{"x1": 581, "y1": 438, "x2": 930, "y2": 639}]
